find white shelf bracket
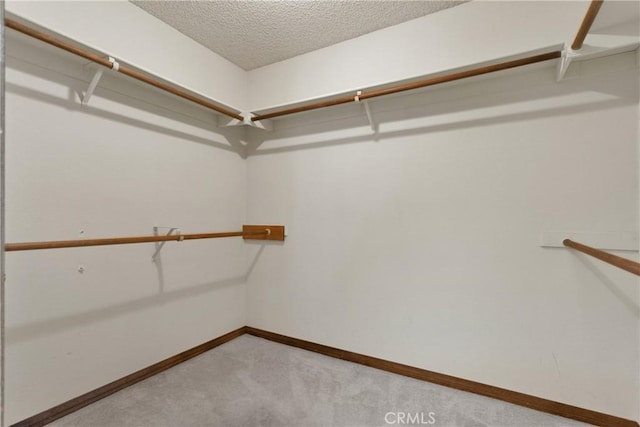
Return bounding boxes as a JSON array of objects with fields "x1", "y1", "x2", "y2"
[
  {"x1": 81, "y1": 68, "x2": 104, "y2": 106},
  {"x1": 152, "y1": 226, "x2": 182, "y2": 263},
  {"x1": 363, "y1": 100, "x2": 376, "y2": 132},
  {"x1": 218, "y1": 112, "x2": 273, "y2": 131},
  {"x1": 355, "y1": 91, "x2": 377, "y2": 132},
  {"x1": 244, "y1": 112, "x2": 273, "y2": 131},
  {"x1": 555, "y1": 40, "x2": 640, "y2": 82},
  {"x1": 81, "y1": 56, "x2": 120, "y2": 106},
  {"x1": 556, "y1": 45, "x2": 579, "y2": 82}
]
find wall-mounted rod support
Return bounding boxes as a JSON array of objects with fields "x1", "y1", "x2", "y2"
[
  {"x1": 251, "y1": 51, "x2": 562, "y2": 121},
  {"x1": 556, "y1": 49, "x2": 575, "y2": 82},
  {"x1": 362, "y1": 100, "x2": 376, "y2": 132},
  {"x1": 563, "y1": 239, "x2": 640, "y2": 276},
  {"x1": 81, "y1": 67, "x2": 105, "y2": 106},
  {"x1": 354, "y1": 90, "x2": 376, "y2": 132},
  {"x1": 5, "y1": 225, "x2": 285, "y2": 252},
  {"x1": 571, "y1": 0, "x2": 604, "y2": 51},
  {"x1": 151, "y1": 227, "x2": 181, "y2": 263},
  {"x1": 4, "y1": 18, "x2": 244, "y2": 121}
]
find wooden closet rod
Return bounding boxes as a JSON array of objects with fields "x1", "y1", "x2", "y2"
[
  {"x1": 571, "y1": 0, "x2": 604, "y2": 51},
  {"x1": 5, "y1": 225, "x2": 285, "y2": 251},
  {"x1": 563, "y1": 239, "x2": 640, "y2": 276},
  {"x1": 251, "y1": 51, "x2": 562, "y2": 121},
  {"x1": 4, "y1": 18, "x2": 244, "y2": 121}
]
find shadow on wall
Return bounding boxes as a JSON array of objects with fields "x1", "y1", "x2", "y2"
[
  {"x1": 5, "y1": 245, "x2": 267, "y2": 345},
  {"x1": 246, "y1": 60, "x2": 637, "y2": 156},
  {"x1": 5, "y1": 50, "x2": 247, "y2": 157}
]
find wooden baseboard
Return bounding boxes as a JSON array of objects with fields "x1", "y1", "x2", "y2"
[
  {"x1": 11, "y1": 326, "x2": 247, "y2": 427},
  {"x1": 246, "y1": 327, "x2": 639, "y2": 427},
  {"x1": 12, "y1": 325, "x2": 639, "y2": 427}
]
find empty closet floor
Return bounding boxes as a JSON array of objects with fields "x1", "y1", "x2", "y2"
[{"x1": 50, "y1": 335, "x2": 589, "y2": 427}]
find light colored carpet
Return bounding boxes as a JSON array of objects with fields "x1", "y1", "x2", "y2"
[{"x1": 50, "y1": 335, "x2": 590, "y2": 427}]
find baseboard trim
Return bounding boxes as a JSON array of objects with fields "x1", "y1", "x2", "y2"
[
  {"x1": 11, "y1": 325, "x2": 639, "y2": 427},
  {"x1": 246, "y1": 326, "x2": 639, "y2": 427},
  {"x1": 11, "y1": 326, "x2": 247, "y2": 427}
]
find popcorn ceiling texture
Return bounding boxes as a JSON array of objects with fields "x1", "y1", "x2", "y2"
[{"x1": 130, "y1": 1, "x2": 467, "y2": 71}]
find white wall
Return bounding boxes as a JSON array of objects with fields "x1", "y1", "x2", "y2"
[
  {"x1": 245, "y1": 52, "x2": 640, "y2": 421},
  {"x1": 3, "y1": 32, "x2": 248, "y2": 424},
  {"x1": 6, "y1": 0, "x2": 248, "y2": 112}
]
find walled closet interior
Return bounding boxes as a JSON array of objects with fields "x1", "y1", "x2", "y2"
[{"x1": 1, "y1": 1, "x2": 639, "y2": 426}]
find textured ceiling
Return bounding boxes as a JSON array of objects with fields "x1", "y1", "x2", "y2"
[{"x1": 131, "y1": 1, "x2": 467, "y2": 71}]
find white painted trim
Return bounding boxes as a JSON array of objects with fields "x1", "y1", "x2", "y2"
[{"x1": 540, "y1": 231, "x2": 639, "y2": 251}]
